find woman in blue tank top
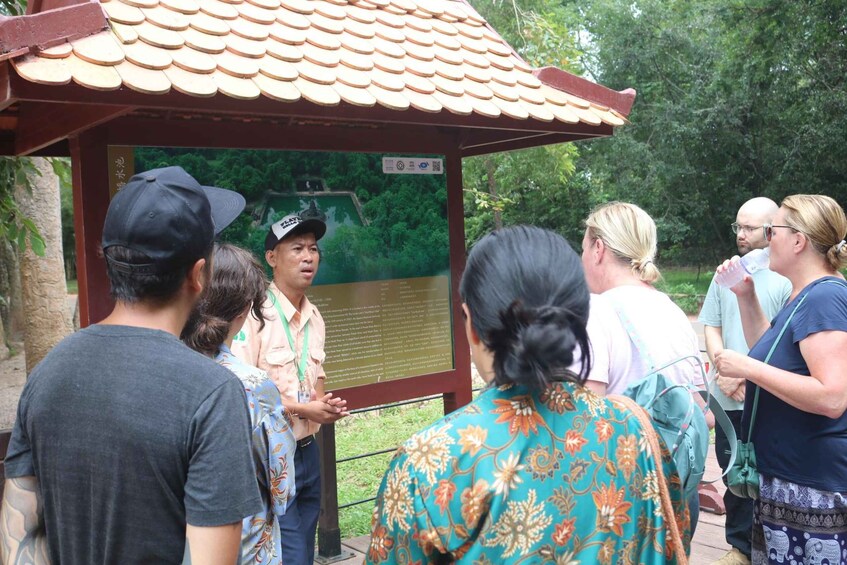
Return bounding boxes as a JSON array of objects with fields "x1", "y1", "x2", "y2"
[{"x1": 714, "y1": 194, "x2": 847, "y2": 565}]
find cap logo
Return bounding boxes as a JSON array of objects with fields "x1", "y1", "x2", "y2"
[{"x1": 272, "y1": 215, "x2": 301, "y2": 238}]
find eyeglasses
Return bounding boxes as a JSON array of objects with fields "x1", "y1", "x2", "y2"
[
  {"x1": 731, "y1": 223, "x2": 766, "y2": 238},
  {"x1": 763, "y1": 223, "x2": 798, "y2": 242}
]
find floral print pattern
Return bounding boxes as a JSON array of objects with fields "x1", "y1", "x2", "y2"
[
  {"x1": 367, "y1": 382, "x2": 690, "y2": 564},
  {"x1": 217, "y1": 346, "x2": 296, "y2": 565}
]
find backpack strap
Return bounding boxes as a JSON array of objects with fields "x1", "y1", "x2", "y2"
[
  {"x1": 641, "y1": 355, "x2": 739, "y2": 483},
  {"x1": 611, "y1": 298, "x2": 657, "y2": 370},
  {"x1": 612, "y1": 302, "x2": 737, "y2": 483}
]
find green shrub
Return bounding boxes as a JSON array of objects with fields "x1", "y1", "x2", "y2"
[{"x1": 658, "y1": 282, "x2": 703, "y2": 315}]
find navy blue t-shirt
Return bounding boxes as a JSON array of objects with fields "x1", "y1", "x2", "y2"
[{"x1": 742, "y1": 276, "x2": 847, "y2": 491}]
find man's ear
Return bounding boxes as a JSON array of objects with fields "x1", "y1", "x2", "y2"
[
  {"x1": 265, "y1": 249, "x2": 276, "y2": 268},
  {"x1": 186, "y1": 258, "x2": 207, "y2": 295}
]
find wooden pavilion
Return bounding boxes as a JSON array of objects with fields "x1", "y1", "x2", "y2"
[
  {"x1": 0, "y1": 0, "x2": 635, "y2": 408},
  {"x1": 0, "y1": 0, "x2": 637, "y2": 554}
]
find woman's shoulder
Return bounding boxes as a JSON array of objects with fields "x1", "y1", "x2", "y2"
[
  {"x1": 397, "y1": 383, "x2": 638, "y2": 460},
  {"x1": 805, "y1": 276, "x2": 847, "y2": 298},
  {"x1": 217, "y1": 350, "x2": 274, "y2": 390}
]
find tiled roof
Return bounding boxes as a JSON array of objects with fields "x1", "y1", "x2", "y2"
[{"x1": 9, "y1": 0, "x2": 629, "y2": 127}]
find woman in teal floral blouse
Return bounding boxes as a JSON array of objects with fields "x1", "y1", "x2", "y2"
[
  {"x1": 367, "y1": 226, "x2": 690, "y2": 564},
  {"x1": 183, "y1": 243, "x2": 296, "y2": 565}
]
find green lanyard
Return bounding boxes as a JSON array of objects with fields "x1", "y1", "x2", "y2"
[{"x1": 269, "y1": 290, "x2": 310, "y2": 383}]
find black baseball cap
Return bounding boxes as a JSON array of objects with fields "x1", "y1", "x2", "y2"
[
  {"x1": 265, "y1": 213, "x2": 327, "y2": 251},
  {"x1": 102, "y1": 166, "x2": 245, "y2": 274}
]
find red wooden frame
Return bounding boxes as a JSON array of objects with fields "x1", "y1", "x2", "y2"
[{"x1": 71, "y1": 119, "x2": 472, "y2": 411}]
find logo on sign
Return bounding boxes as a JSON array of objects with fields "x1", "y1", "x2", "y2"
[{"x1": 419, "y1": 162, "x2": 429, "y2": 170}]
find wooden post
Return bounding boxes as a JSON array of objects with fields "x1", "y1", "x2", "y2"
[
  {"x1": 316, "y1": 424, "x2": 354, "y2": 563},
  {"x1": 69, "y1": 128, "x2": 113, "y2": 326},
  {"x1": 444, "y1": 146, "x2": 472, "y2": 416}
]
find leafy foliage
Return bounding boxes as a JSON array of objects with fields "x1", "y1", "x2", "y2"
[
  {"x1": 135, "y1": 148, "x2": 449, "y2": 283},
  {"x1": 0, "y1": 158, "x2": 46, "y2": 256},
  {"x1": 463, "y1": 1, "x2": 584, "y2": 248},
  {"x1": 0, "y1": 0, "x2": 25, "y2": 16},
  {"x1": 462, "y1": 0, "x2": 847, "y2": 267},
  {"x1": 565, "y1": 0, "x2": 847, "y2": 263}
]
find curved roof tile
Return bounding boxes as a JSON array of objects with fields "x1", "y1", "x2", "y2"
[{"x1": 10, "y1": 0, "x2": 632, "y2": 127}]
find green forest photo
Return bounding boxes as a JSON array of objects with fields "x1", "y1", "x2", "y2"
[{"x1": 133, "y1": 148, "x2": 450, "y2": 285}]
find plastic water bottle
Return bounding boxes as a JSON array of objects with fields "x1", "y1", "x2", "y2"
[{"x1": 715, "y1": 248, "x2": 770, "y2": 288}]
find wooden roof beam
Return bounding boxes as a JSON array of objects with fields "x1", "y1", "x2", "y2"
[
  {"x1": 0, "y1": 2, "x2": 108, "y2": 62},
  {"x1": 535, "y1": 67, "x2": 636, "y2": 117},
  {"x1": 461, "y1": 131, "x2": 609, "y2": 158},
  {"x1": 15, "y1": 101, "x2": 133, "y2": 155}
]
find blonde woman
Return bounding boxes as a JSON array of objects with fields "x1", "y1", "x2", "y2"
[
  {"x1": 580, "y1": 202, "x2": 704, "y2": 393},
  {"x1": 580, "y1": 202, "x2": 710, "y2": 530},
  {"x1": 714, "y1": 195, "x2": 847, "y2": 565}
]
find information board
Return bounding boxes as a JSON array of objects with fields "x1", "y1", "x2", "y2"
[{"x1": 107, "y1": 146, "x2": 455, "y2": 387}]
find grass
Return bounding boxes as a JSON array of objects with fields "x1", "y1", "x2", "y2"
[
  {"x1": 66, "y1": 279, "x2": 78, "y2": 294},
  {"x1": 658, "y1": 266, "x2": 714, "y2": 315},
  {"x1": 335, "y1": 400, "x2": 445, "y2": 537},
  {"x1": 661, "y1": 266, "x2": 714, "y2": 296}
]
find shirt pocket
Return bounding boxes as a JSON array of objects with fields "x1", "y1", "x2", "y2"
[
  {"x1": 265, "y1": 348, "x2": 296, "y2": 369},
  {"x1": 309, "y1": 350, "x2": 326, "y2": 379}
]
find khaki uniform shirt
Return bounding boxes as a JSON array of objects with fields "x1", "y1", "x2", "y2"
[{"x1": 232, "y1": 282, "x2": 326, "y2": 440}]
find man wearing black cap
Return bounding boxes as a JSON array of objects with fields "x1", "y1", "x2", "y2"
[
  {"x1": 233, "y1": 212, "x2": 348, "y2": 565},
  {"x1": 1, "y1": 167, "x2": 262, "y2": 564}
]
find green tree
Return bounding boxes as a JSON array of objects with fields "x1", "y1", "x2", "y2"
[
  {"x1": 463, "y1": 0, "x2": 585, "y2": 247},
  {"x1": 566, "y1": 0, "x2": 847, "y2": 263}
]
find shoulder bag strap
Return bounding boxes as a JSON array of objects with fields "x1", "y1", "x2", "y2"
[
  {"x1": 746, "y1": 289, "x2": 812, "y2": 442},
  {"x1": 610, "y1": 394, "x2": 689, "y2": 564}
]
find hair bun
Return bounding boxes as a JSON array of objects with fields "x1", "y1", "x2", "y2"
[
  {"x1": 489, "y1": 301, "x2": 589, "y2": 389},
  {"x1": 182, "y1": 311, "x2": 230, "y2": 356}
]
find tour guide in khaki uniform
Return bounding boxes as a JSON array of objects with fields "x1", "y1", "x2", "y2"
[{"x1": 233, "y1": 213, "x2": 349, "y2": 565}]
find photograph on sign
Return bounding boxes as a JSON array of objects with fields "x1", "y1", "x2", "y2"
[{"x1": 108, "y1": 146, "x2": 454, "y2": 389}]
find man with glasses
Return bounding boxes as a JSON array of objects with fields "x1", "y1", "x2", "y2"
[{"x1": 699, "y1": 197, "x2": 791, "y2": 565}]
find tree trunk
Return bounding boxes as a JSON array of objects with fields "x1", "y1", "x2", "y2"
[{"x1": 15, "y1": 158, "x2": 73, "y2": 374}]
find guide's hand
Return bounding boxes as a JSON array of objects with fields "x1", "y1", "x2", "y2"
[
  {"x1": 299, "y1": 394, "x2": 349, "y2": 423},
  {"x1": 323, "y1": 393, "x2": 349, "y2": 421}
]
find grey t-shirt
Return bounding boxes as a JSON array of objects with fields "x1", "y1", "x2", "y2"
[{"x1": 4, "y1": 325, "x2": 262, "y2": 564}]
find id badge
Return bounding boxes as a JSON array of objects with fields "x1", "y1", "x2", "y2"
[{"x1": 298, "y1": 390, "x2": 310, "y2": 404}]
